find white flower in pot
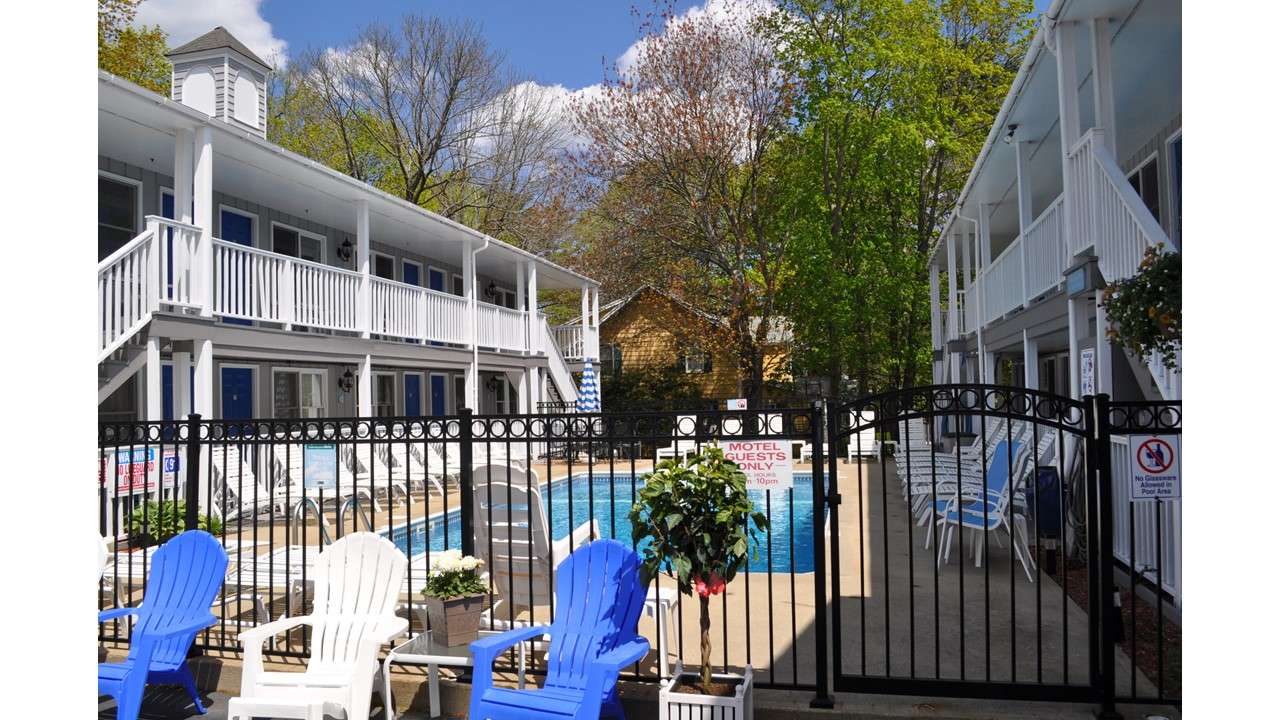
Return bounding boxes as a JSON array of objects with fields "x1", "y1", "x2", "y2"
[{"x1": 420, "y1": 550, "x2": 487, "y2": 647}]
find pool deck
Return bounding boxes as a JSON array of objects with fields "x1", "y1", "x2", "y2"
[{"x1": 102, "y1": 456, "x2": 1169, "y2": 713}]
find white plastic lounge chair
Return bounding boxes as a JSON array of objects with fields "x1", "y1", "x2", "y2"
[
  {"x1": 229, "y1": 533, "x2": 408, "y2": 720},
  {"x1": 799, "y1": 411, "x2": 878, "y2": 463},
  {"x1": 471, "y1": 464, "x2": 599, "y2": 624},
  {"x1": 655, "y1": 415, "x2": 699, "y2": 461}
]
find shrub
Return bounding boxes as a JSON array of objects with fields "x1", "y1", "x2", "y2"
[
  {"x1": 629, "y1": 447, "x2": 768, "y2": 690},
  {"x1": 128, "y1": 500, "x2": 221, "y2": 546}
]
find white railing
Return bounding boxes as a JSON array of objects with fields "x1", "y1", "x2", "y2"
[
  {"x1": 1024, "y1": 196, "x2": 1065, "y2": 298},
  {"x1": 1110, "y1": 437, "x2": 1181, "y2": 607},
  {"x1": 541, "y1": 317, "x2": 578, "y2": 403},
  {"x1": 476, "y1": 302, "x2": 527, "y2": 352},
  {"x1": 213, "y1": 240, "x2": 289, "y2": 323},
  {"x1": 982, "y1": 239, "x2": 1024, "y2": 325},
  {"x1": 156, "y1": 217, "x2": 202, "y2": 309},
  {"x1": 370, "y1": 277, "x2": 424, "y2": 340},
  {"x1": 552, "y1": 324, "x2": 586, "y2": 359},
  {"x1": 98, "y1": 227, "x2": 157, "y2": 360},
  {"x1": 424, "y1": 288, "x2": 470, "y2": 345},
  {"x1": 291, "y1": 258, "x2": 361, "y2": 332}
]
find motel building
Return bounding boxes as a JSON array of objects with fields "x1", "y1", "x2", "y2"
[
  {"x1": 98, "y1": 27, "x2": 603, "y2": 432},
  {"x1": 927, "y1": 0, "x2": 1181, "y2": 606}
]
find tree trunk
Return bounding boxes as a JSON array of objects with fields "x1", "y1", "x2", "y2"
[{"x1": 699, "y1": 595, "x2": 712, "y2": 690}]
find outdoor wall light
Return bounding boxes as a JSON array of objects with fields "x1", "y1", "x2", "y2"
[
  {"x1": 1003, "y1": 123, "x2": 1018, "y2": 144},
  {"x1": 337, "y1": 238, "x2": 353, "y2": 263},
  {"x1": 484, "y1": 281, "x2": 498, "y2": 301},
  {"x1": 484, "y1": 375, "x2": 502, "y2": 393},
  {"x1": 338, "y1": 368, "x2": 355, "y2": 393}
]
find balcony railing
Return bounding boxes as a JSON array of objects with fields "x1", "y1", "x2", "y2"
[{"x1": 550, "y1": 323, "x2": 600, "y2": 362}]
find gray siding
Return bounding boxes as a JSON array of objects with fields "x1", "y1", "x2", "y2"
[{"x1": 1119, "y1": 113, "x2": 1181, "y2": 246}]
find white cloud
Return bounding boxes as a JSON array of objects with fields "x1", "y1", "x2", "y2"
[
  {"x1": 615, "y1": 0, "x2": 775, "y2": 76},
  {"x1": 134, "y1": 0, "x2": 288, "y2": 67}
]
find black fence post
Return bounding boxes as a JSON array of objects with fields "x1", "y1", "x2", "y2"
[
  {"x1": 810, "y1": 400, "x2": 836, "y2": 709},
  {"x1": 1090, "y1": 394, "x2": 1121, "y2": 719},
  {"x1": 459, "y1": 407, "x2": 475, "y2": 556},
  {"x1": 184, "y1": 413, "x2": 202, "y2": 531}
]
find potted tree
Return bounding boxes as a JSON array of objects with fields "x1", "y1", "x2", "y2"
[
  {"x1": 629, "y1": 447, "x2": 768, "y2": 718},
  {"x1": 420, "y1": 549, "x2": 487, "y2": 647}
]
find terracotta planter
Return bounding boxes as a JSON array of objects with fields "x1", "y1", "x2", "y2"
[{"x1": 423, "y1": 593, "x2": 486, "y2": 647}]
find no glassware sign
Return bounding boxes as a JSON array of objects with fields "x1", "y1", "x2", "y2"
[
  {"x1": 723, "y1": 440, "x2": 793, "y2": 491},
  {"x1": 1128, "y1": 435, "x2": 1181, "y2": 500}
]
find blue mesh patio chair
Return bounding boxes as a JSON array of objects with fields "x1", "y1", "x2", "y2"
[
  {"x1": 469, "y1": 539, "x2": 650, "y2": 720},
  {"x1": 98, "y1": 530, "x2": 228, "y2": 720}
]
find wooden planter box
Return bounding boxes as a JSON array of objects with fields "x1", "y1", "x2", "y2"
[
  {"x1": 422, "y1": 593, "x2": 485, "y2": 647},
  {"x1": 658, "y1": 663, "x2": 753, "y2": 720}
]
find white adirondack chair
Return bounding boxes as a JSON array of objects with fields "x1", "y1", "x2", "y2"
[
  {"x1": 229, "y1": 533, "x2": 408, "y2": 720},
  {"x1": 472, "y1": 464, "x2": 598, "y2": 624}
]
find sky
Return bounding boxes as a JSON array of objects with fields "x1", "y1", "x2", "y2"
[{"x1": 138, "y1": 0, "x2": 1056, "y2": 95}]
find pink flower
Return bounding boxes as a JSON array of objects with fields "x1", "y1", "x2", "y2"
[{"x1": 694, "y1": 573, "x2": 726, "y2": 597}]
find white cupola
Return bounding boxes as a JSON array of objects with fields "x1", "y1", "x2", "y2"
[{"x1": 165, "y1": 27, "x2": 271, "y2": 138}]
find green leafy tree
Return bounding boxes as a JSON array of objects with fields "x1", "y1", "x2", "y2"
[
  {"x1": 98, "y1": 0, "x2": 171, "y2": 94},
  {"x1": 629, "y1": 448, "x2": 767, "y2": 691}
]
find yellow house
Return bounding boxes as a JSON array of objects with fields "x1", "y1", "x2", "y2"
[{"x1": 591, "y1": 286, "x2": 792, "y2": 400}]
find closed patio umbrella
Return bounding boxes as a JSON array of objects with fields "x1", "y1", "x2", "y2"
[{"x1": 576, "y1": 361, "x2": 601, "y2": 412}]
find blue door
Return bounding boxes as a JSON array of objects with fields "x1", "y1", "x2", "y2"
[
  {"x1": 430, "y1": 375, "x2": 447, "y2": 416},
  {"x1": 220, "y1": 210, "x2": 255, "y2": 326},
  {"x1": 221, "y1": 367, "x2": 254, "y2": 420},
  {"x1": 161, "y1": 365, "x2": 195, "y2": 421},
  {"x1": 403, "y1": 263, "x2": 421, "y2": 287},
  {"x1": 404, "y1": 374, "x2": 423, "y2": 416}
]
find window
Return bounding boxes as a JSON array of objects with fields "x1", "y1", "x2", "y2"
[
  {"x1": 373, "y1": 253, "x2": 396, "y2": 280},
  {"x1": 452, "y1": 274, "x2": 465, "y2": 297},
  {"x1": 233, "y1": 72, "x2": 259, "y2": 128},
  {"x1": 681, "y1": 347, "x2": 712, "y2": 374},
  {"x1": 453, "y1": 375, "x2": 467, "y2": 412},
  {"x1": 1167, "y1": 133, "x2": 1182, "y2": 246},
  {"x1": 273, "y1": 369, "x2": 325, "y2": 418},
  {"x1": 373, "y1": 373, "x2": 396, "y2": 417},
  {"x1": 181, "y1": 65, "x2": 216, "y2": 116},
  {"x1": 1127, "y1": 155, "x2": 1160, "y2": 224},
  {"x1": 601, "y1": 343, "x2": 624, "y2": 377},
  {"x1": 272, "y1": 224, "x2": 324, "y2": 263},
  {"x1": 99, "y1": 175, "x2": 139, "y2": 259}
]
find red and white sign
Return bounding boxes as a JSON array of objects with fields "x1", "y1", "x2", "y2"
[
  {"x1": 99, "y1": 447, "x2": 180, "y2": 495},
  {"x1": 722, "y1": 440, "x2": 793, "y2": 491},
  {"x1": 1128, "y1": 434, "x2": 1180, "y2": 500}
]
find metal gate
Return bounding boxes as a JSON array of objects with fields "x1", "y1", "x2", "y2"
[{"x1": 820, "y1": 384, "x2": 1180, "y2": 713}]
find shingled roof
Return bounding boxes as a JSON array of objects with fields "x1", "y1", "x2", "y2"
[{"x1": 166, "y1": 27, "x2": 270, "y2": 70}]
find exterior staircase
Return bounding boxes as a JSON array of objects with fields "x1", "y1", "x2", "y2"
[
  {"x1": 540, "y1": 317, "x2": 579, "y2": 405},
  {"x1": 99, "y1": 330, "x2": 148, "y2": 404}
]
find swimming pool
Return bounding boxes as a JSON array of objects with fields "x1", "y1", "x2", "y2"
[{"x1": 384, "y1": 473, "x2": 819, "y2": 573}]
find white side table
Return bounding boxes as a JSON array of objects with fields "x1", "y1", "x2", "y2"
[
  {"x1": 382, "y1": 629, "x2": 528, "y2": 720},
  {"x1": 645, "y1": 586, "x2": 678, "y2": 679}
]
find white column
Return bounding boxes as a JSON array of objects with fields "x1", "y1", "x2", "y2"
[
  {"x1": 1067, "y1": 298, "x2": 1081, "y2": 399},
  {"x1": 357, "y1": 354, "x2": 373, "y2": 417},
  {"x1": 929, "y1": 264, "x2": 941, "y2": 350},
  {"x1": 193, "y1": 127, "x2": 214, "y2": 315},
  {"x1": 1095, "y1": 300, "x2": 1113, "y2": 395},
  {"x1": 174, "y1": 351, "x2": 192, "y2": 419},
  {"x1": 525, "y1": 262, "x2": 539, "y2": 354},
  {"x1": 463, "y1": 246, "x2": 478, "y2": 409},
  {"x1": 580, "y1": 283, "x2": 592, "y2": 360},
  {"x1": 527, "y1": 367, "x2": 540, "y2": 411},
  {"x1": 1054, "y1": 20, "x2": 1081, "y2": 259},
  {"x1": 591, "y1": 287, "x2": 601, "y2": 361},
  {"x1": 193, "y1": 339, "x2": 214, "y2": 417},
  {"x1": 355, "y1": 200, "x2": 371, "y2": 338},
  {"x1": 1022, "y1": 331, "x2": 1039, "y2": 391},
  {"x1": 978, "y1": 205, "x2": 993, "y2": 270},
  {"x1": 515, "y1": 261, "x2": 527, "y2": 352},
  {"x1": 145, "y1": 336, "x2": 162, "y2": 420},
  {"x1": 961, "y1": 227, "x2": 972, "y2": 293},
  {"x1": 1014, "y1": 140, "x2": 1033, "y2": 307},
  {"x1": 946, "y1": 229, "x2": 958, "y2": 338},
  {"x1": 516, "y1": 368, "x2": 530, "y2": 414},
  {"x1": 174, "y1": 129, "x2": 194, "y2": 225},
  {"x1": 982, "y1": 350, "x2": 996, "y2": 384},
  {"x1": 1090, "y1": 17, "x2": 1116, "y2": 158}
]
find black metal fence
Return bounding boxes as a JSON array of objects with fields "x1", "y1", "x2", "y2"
[
  {"x1": 97, "y1": 386, "x2": 1180, "y2": 713},
  {"x1": 98, "y1": 406, "x2": 830, "y2": 694}
]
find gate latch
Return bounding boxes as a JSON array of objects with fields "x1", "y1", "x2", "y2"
[{"x1": 828, "y1": 492, "x2": 842, "y2": 506}]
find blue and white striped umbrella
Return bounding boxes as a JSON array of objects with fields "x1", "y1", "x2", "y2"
[{"x1": 576, "y1": 361, "x2": 601, "y2": 412}]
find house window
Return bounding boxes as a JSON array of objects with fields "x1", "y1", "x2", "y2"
[
  {"x1": 681, "y1": 347, "x2": 712, "y2": 374},
  {"x1": 233, "y1": 73, "x2": 259, "y2": 128},
  {"x1": 273, "y1": 369, "x2": 326, "y2": 418},
  {"x1": 373, "y1": 373, "x2": 396, "y2": 417},
  {"x1": 272, "y1": 224, "x2": 324, "y2": 263},
  {"x1": 373, "y1": 253, "x2": 396, "y2": 280},
  {"x1": 1168, "y1": 133, "x2": 1182, "y2": 246},
  {"x1": 99, "y1": 175, "x2": 139, "y2": 260},
  {"x1": 452, "y1": 274, "x2": 465, "y2": 296},
  {"x1": 1127, "y1": 155, "x2": 1161, "y2": 225},
  {"x1": 601, "y1": 343, "x2": 623, "y2": 377},
  {"x1": 453, "y1": 375, "x2": 467, "y2": 412}
]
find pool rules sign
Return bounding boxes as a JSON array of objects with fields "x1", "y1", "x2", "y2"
[
  {"x1": 1128, "y1": 435, "x2": 1181, "y2": 500},
  {"x1": 723, "y1": 440, "x2": 793, "y2": 491}
]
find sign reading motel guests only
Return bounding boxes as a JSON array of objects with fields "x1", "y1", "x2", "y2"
[
  {"x1": 1128, "y1": 434, "x2": 1181, "y2": 500},
  {"x1": 722, "y1": 440, "x2": 793, "y2": 491}
]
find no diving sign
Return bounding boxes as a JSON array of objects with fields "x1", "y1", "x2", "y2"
[
  {"x1": 1128, "y1": 435, "x2": 1180, "y2": 500},
  {"x1": 722, "y1": 440, "x2": 793, "y2": 491}
]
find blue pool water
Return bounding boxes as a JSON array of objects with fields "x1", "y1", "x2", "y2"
[{"x1": 385, "y1": 473, "x2": 818, "y2": 573}]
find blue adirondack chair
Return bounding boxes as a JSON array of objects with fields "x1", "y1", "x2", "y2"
[
  {"x1": 98, "y1": 530, "x2": 228, "y2": 720},
  {"x1": 469, "y1": 539, "x2": 650, "y2": 720}
]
